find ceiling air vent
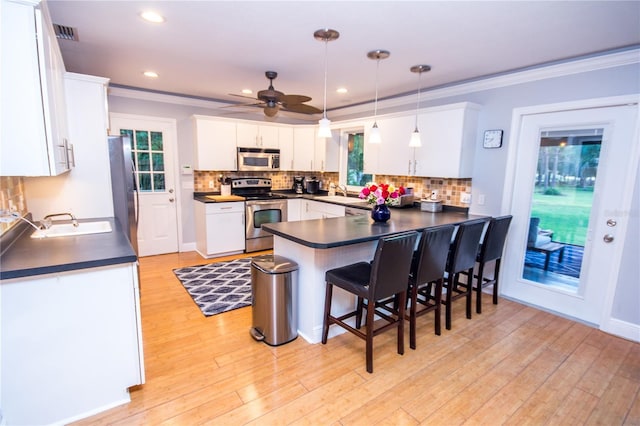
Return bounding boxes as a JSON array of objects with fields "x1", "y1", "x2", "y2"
[{"x1": 53, "y1": 24, "x2": 78, "y2": 41}]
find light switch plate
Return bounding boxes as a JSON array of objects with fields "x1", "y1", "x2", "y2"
[{"x1": 460, "y1": 192, "x2": 471, "y2": 204}]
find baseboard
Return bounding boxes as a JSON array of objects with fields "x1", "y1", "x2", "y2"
[
  {"x1": 181, "y1": 242, "x2": 196, "y2": 252},
  {"x1": 601, "y1": 317, "x2": 640, "y2": 343}
]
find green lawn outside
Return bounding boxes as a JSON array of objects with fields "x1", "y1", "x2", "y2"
[{"x1": 531, "y1": 186, "x2": 593, "y2": 246}]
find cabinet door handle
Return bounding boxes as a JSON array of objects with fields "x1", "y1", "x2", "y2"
[
  {"x1": 67, "y1": 142, "x2": 76, "y2": 167},
  {"x1": 408, "y1": 160, "x2": 411, "y2": 175}
]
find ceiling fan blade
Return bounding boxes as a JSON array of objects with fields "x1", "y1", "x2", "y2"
[
  {"x1": 280, "y1": 94, "x2": 312, "y2": 105},
  {"x1": 281, "y1": 103, "x2": 323, "y2": 114},
  {"x1": 228, "y1": 93, "x2": 260, "y2": 101},
  {"x1": 220, "y1": 101, "x2": 265, "y2": 109}
]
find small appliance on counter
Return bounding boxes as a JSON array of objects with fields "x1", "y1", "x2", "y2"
[
  {"x1": 292, "y1": 176, "x2": 305, "y2": 194},
  {"x1": 420, "y1": 198, "x2": 443, "y2": 212},
  {"x1": 305, "y1": 177, "x2": 320, "y2": 194}
]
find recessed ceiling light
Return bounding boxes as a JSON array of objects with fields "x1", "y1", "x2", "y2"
[
  {"x1": 143, "y1": 71, "x2": 159, "y2": 78},
  {"x1": 140, "y1": 11, "x2": 165, "y2": 23},
  {"x1": 242, "y1": 89, "x2": 253, "y2": 94},
  {"x1": 336, "y1": 87, "x2": 348, "y2": 94}
]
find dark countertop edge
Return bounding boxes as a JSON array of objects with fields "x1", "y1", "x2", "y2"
[
  {"x1": 0, "y1": 217, "x2": 137, "y2": 281},
  {"x1": 1, "y1": 255, "x2": 138, "y2": 280},
  {"x1": 263, "y1": 210, "x2": 487, "y2": 249}
]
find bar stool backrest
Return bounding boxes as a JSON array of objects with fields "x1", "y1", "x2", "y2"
[
  {"x1": 414, "y1": 225, "x2": 456, "y2": 285},
  {"x1": 370, "y1": 231, "x2": 419, "y2": 300},
  {"x1": 480, "y1": 215, "x2": 513, "y2": 263},
  {"x1": 448, "y1": 219, "x2": 488, "y2": 274}
]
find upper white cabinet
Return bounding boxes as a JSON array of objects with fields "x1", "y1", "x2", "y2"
[
  {"x1": 236, "y1": 122, "x2": 279, "y2": 148},
  {"x1": 193, "y1": 116, "x2": 237, "y2": 171},
  {"x1": 292, "y1": 126, "x2": 339, "y2": 172},
  {"x1": 1, "y1": 0, "x2": 72, "y2": 176},
  {"x1": 414, "y1": 103, "x2": 480, "y2": 177},
  {"x1": 292, "y1": 127, "x2": 316, "y2": 171},
  {"x1": 278, "y1": 126, "x2": 295, "y2": 171},
  {"x1": 363, "y1": 103, "x2": 480, "y2": 178}
]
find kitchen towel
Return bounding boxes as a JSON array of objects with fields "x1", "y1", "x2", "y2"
[{"x1": 173, "y1": 258, "x2": 252, "y2": 317}]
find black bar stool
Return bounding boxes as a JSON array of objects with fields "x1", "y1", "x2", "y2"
[
  {"x1": 443, "y1": 219, "x2": 488, "y2": 330},
  {"x1": 467, "y1": 215, "x2": 512, "y2": 314},
  {"x1": 321, "y1": 231, "x2": 418, "y2": 373},
  {"x1": 406, "y1": 225, "x2": 455, "y2": 349}
]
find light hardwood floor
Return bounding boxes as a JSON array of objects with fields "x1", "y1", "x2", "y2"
[{"x1": 73, "y1": 251, "x2": 640, "y2": 425}]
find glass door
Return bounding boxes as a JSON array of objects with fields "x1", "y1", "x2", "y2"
[
  {"x1": 503, "y1": 103, "x2": 638, "y2": 325},
  {"x1": 523, "y1": 128, "x2": 602, "y2": 290}
]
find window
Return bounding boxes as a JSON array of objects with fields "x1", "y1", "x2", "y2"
[
  {"x1": 120, "y1": 129, "x2": 166, "y2": 192},
  {"x1": 344, "y1": 130, "x2": 372, "y2": 189}
]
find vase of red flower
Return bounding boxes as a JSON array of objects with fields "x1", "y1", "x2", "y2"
[{"x1": 359, "y1": 183, "x2": 405, "y2": 223}]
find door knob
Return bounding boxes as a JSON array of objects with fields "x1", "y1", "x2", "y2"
[
  {"x1": 606, "y1": 219, "x2": 616, "y2": 227},
  {"x1": 603, "y1": 234, "x2": 614, "y2": 243},
  {"x1": 169, "y1": 198, "x2": 175, "y2": 203},
  {"x1": 169, "y1": 189, "x2": 174, "y2": 194}
]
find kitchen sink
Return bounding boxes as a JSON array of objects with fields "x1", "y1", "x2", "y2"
[{"x1": 31, "y1": 221, "x2": 113, "y2": 239}]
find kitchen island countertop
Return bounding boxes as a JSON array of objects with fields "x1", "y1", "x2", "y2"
[{"x1": 263, "y1": 206, "x2": 486, "y2": 249}]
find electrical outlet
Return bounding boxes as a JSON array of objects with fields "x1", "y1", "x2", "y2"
[
  {"x1": 460, "y1": 192, "x2": 471, "y2": 204},
  {"x1": 208, "y1": 180, "x2": 214, "y2": 189}
]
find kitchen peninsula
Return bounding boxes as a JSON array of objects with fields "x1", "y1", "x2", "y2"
[{"x1": 262, "y1": 207, "x2": 487, "y2": 343}]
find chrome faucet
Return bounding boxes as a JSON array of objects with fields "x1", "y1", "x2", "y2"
[
  {"x1": 42, "y1": 213, "x2": 79, "y2": 229},
  {"x1": 337, "y1": 184, "x2": 348, "y2": 196}
]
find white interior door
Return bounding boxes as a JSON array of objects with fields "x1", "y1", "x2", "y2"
[
  {"x1": 110, "y1": 114, "x2": 179, "y2": 257},
  {"x1": 502, "y1": 100, "x2": 638, "y2": 326}
]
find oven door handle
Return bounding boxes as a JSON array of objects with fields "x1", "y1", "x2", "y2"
[{"x1": 246, "y1": 200, "x2": 286, "y2": 206}]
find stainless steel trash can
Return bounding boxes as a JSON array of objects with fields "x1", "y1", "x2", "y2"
[{"x1": 250, "y1": 254, "x2": 298, "y2": 346}]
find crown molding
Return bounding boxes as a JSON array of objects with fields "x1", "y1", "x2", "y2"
[
  {"x1": 332, "y1": 48, "x2": 640, "y2": 119},
  {"x1": 107, "y1": 48, "x2": 639, "y2": 118}
]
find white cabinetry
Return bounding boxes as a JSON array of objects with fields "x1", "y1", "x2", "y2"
[
  {"x1": 1, "y1": 0, "x2": 72, "y2": 176},
  {"x1": 1, "y1": 263, "x2": 144, "y2": 425},
  {"x1": 287, "y1": 198, "x2": 302, "y2": 221},
  {"x1": 279, "y1": 126, "x2": 295, "y2": 171},
  {"x1": 291, "y1": 126, "x2": 339, "y2": 172},
  {"x1": 414, "y1": 103, "x2": 480, "y2": 177},
  {"x1": 301, "y1": 200, "x2": 345, "y2": 220},
  {"x1": 365, "y1": 103, "x2": 480, "y2": 177},
  {"x1": 24, "y1": 73, "x2": 112, "y2": 220},
  {"x1": 193, "y1": 116, "x2": 237, "y2": 171},
  {"x1": 292, "y1": 127, "x2": 316, "y2": 171},
  {"x1": 236, "y1": 122, "x2": 279, "y2": 148},
  {"x1": 195, "y1": 201, "x2": 245, "y2": 258}
]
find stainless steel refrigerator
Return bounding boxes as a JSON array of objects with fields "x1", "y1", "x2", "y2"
[{"x1": 108, "y1": 135, "x2": 139, "y2": 255}]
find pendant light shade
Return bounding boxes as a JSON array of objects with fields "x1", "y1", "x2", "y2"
[
  {"x1": 409, "y1": 64, "x2": 431, "y2": 147},
  {"x1": 367, "y1": 50, "x2": 390, "y2": 144},
  {"x1": 314, "y1": 28, "x2": 339, "y2": 139}
]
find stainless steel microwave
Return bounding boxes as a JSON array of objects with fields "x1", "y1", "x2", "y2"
[{"x1": 237, "y1": 147, "x2": 280, "y2": 171}]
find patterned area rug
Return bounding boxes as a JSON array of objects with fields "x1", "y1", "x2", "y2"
[{"x1": 173, "y1": 258, "x2": 252, "y2": 317}]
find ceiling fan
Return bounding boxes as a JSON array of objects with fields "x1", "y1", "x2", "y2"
[{"x1": 228, "y1": 71, "x2": 322, "y2": 117}]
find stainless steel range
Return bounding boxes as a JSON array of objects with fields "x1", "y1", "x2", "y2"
[{"x1": 231, "y1": 178, "x2": 288, "y2": 252}]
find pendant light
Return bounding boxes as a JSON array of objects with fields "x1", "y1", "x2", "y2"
[
  {"x1": 367, "y1": 50, "x2": 390, "y2": 144},
  {"x1": 409, "y1": 65, "x2": 431, "y2": 147},
  {"x1": 314, "y1": 28, "x2": 339, "y2": 139}
]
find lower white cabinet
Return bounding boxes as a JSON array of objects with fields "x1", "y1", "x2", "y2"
[
  {"x1": 301, "y1": 200, "x2": 345, "y2": 220},
  {"x1": 195, "y1": 201, "x2": 245, "y2": 258},
  {"x1": 287, "y1": 198, "x2": 302, "y2": 221},
  {"x1": 1, "y1": 263, "x2": 144, "y2": 426}
]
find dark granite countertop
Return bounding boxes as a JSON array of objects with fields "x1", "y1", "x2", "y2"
[
  {"x1": 263, "y1": 207, "x2": 487, "y2": 249},
  {"x1": 0, "y1": 217, "x2": 137, "y2": 280}
]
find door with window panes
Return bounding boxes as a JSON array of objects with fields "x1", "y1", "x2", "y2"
[{"x1": 110, "y1": 114, "x2": 178, "y2": 256}]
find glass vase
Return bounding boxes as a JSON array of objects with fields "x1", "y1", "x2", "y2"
[{"x1": 371, "y1": 203, "x2": 391, "y2": 223}]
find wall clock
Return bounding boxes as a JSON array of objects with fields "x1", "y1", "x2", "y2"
[{"x1": 483, "y1": 129, "x2": 503, "y2": 148}]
